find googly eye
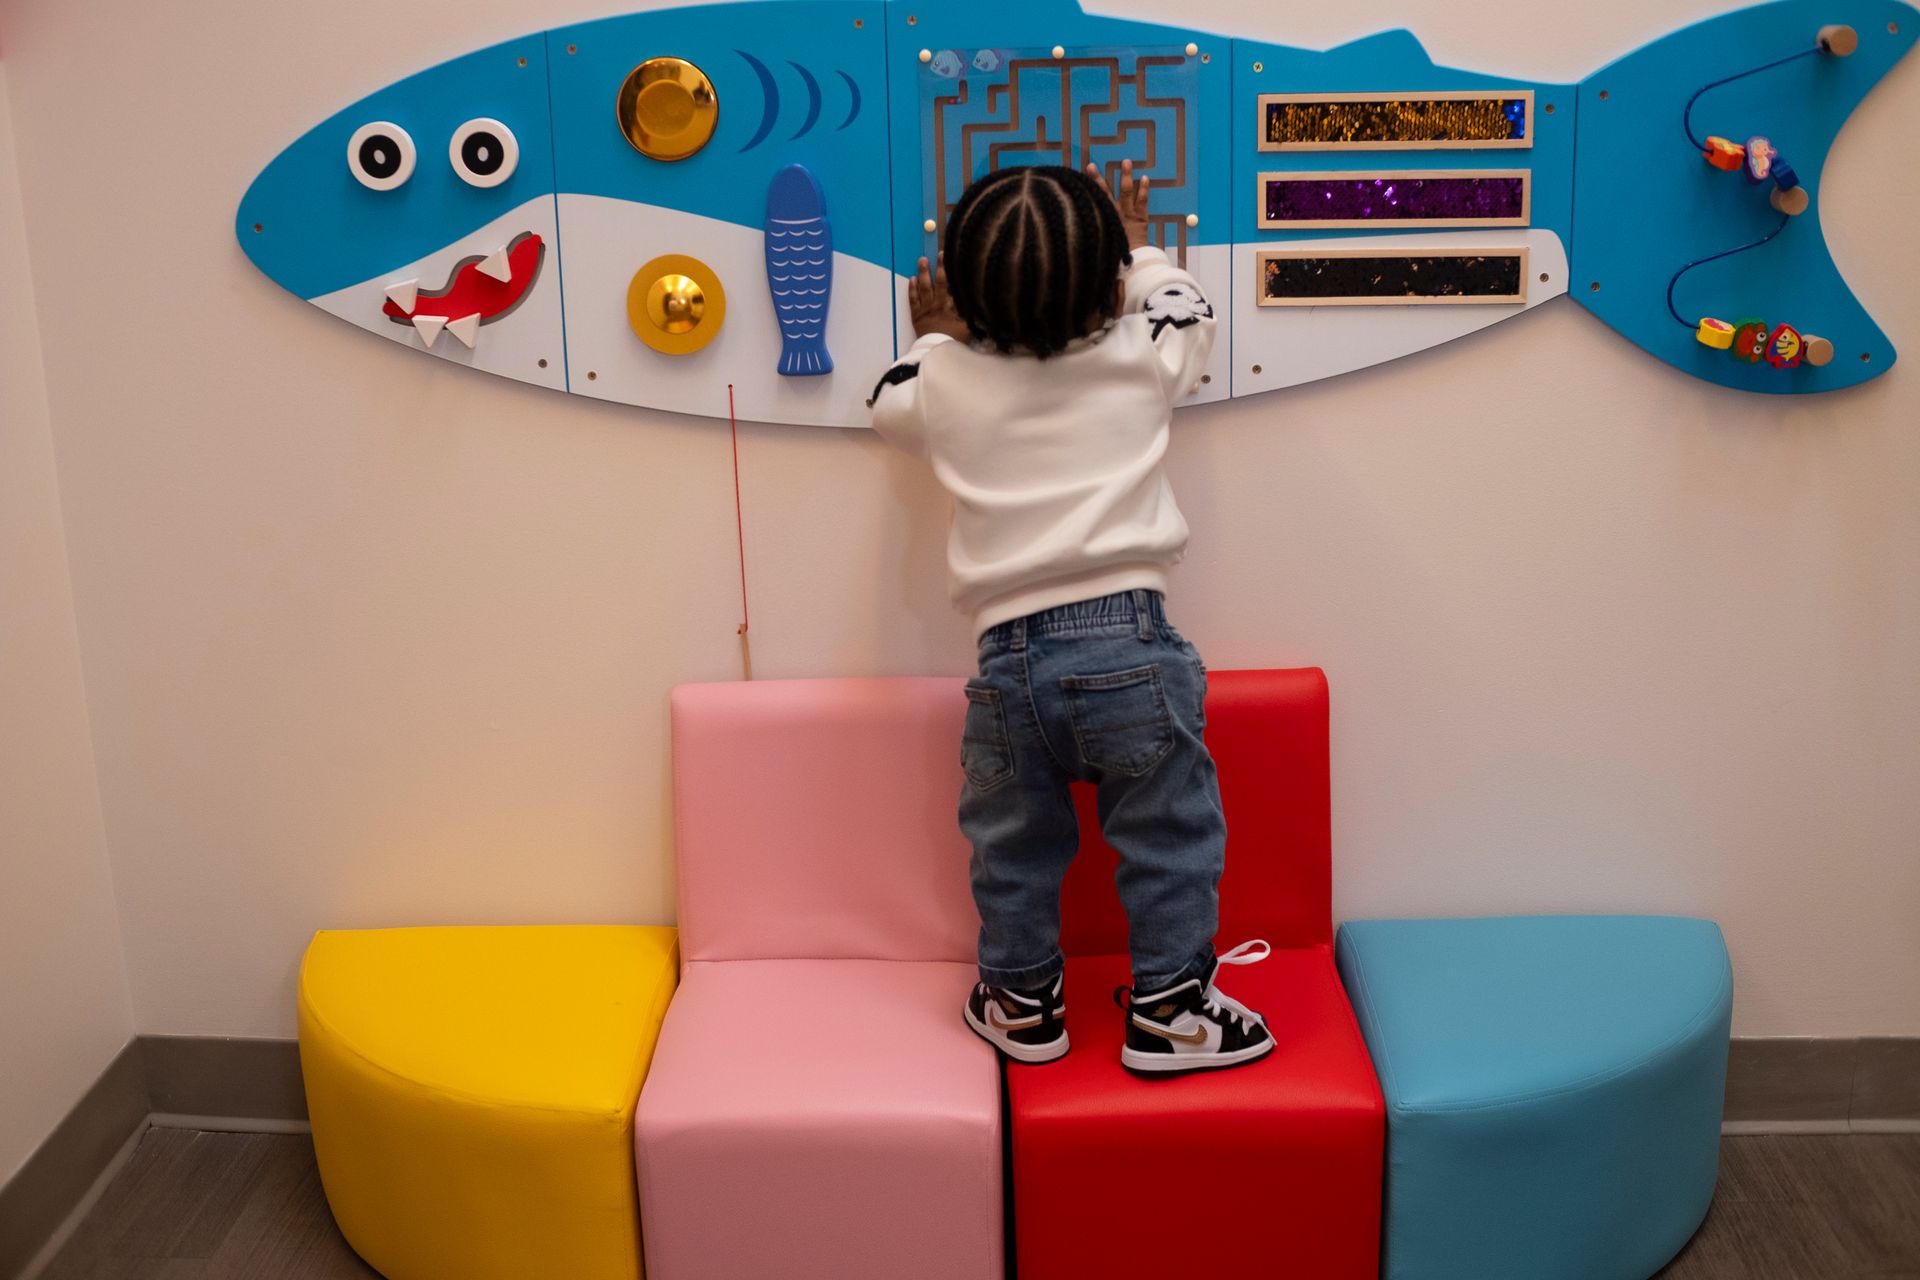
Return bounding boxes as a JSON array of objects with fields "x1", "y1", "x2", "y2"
[
  {"x1": 347, "y1": 121, "x2": 416, "y2": 191},
  {"x1": 449, "y1": 118, "x2": 519, "y2": 188}
]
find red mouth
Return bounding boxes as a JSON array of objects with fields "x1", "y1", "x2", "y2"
[{"x1": 383, "y1": 230, "x2": 544, "y2": 327}]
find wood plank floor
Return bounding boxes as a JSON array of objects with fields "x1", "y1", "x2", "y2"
[{"x1": 36, "y1": 1128, "x2": 1920, "y2": 1278}]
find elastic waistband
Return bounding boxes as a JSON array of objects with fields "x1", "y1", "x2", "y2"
[{"x1": 980, "y1": 590, "x2": 1166, "y2": 650}]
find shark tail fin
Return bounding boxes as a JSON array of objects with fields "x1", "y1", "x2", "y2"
[{"x1": 1570, "y1": 0, "x2": 1914, "y2": 394}]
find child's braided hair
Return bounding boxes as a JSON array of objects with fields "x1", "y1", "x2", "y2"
[{"x1": 941, "y1": 164, "x2": 1133, "y2": 359}]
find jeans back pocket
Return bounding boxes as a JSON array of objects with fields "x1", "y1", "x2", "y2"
[
  {"x1": 961, "y1": 682, "x2": 1015, "y2": 790},
  {"x1": 1061, "y1": 665, "x2": 1174, "y2": 777}
]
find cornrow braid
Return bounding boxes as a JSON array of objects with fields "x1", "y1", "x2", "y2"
[{"x1": 940, "y1": 164, "x2": 1134, "y2": 359}]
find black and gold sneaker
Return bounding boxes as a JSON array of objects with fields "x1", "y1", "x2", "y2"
[
  {"x1": 964, "y1": 974, "x2": 1069, "y2": 1063},
  {"x1": 1116, "y1": 940, "x2": 1274, "y2": 1076}
]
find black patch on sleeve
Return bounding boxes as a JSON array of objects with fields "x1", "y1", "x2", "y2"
[
  {"x1": 1142, "y1": 285, "x2": 1215, "y2": 341},
  {"x1": 868, "y1": 360, "x2": 921, "y2": 407}
]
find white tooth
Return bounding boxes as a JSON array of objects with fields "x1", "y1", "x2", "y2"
[
  {"x1": 445, "y1": 313, "x2": 481, "y2": 348},
  {"x1": 412, "y1": 314, "x2": 446, "y2": 347},
  {"x1": 476, "y1": 247, "x2": 512, "y2": 283},
  {"x1": 385, "y1": 279, "x2": 419, "y2": 313}
]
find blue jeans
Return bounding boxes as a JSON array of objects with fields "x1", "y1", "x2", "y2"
[{"x1": 960, "y1": 589, "x2": 1224, "y2": 993}]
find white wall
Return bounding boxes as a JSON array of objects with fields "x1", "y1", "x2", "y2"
[
  {"x1": 0, "y1": 64, "x2": 134, "y2": 1185},
  {"x1": 2, "y1": 0, "x2": 1914, "y2": 1041}
]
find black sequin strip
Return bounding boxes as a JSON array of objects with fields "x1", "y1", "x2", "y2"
[{"x1": 1261, "y1": 253, "x2": 1525, "y2": 302}]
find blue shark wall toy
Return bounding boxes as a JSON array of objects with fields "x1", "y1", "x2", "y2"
[{"x1": 236, "y1": 0, "x2": 1916, "y2": 428}]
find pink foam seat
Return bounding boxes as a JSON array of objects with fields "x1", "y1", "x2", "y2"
[
  {"x1": 637, "y1": 678, "x2": 1001, "y2": 1280},
  {"x1": 637, "y1": 959, "x2": 997, "y2": 1280}
]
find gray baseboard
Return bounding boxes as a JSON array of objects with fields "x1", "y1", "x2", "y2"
[
  {"x1": 2, "y1": 1032, "x2": 1914, "y2": 1277},
  {"x1": 0, "y1": 1036, "x2": 305, "y2": 1279},
  {"x1": 0, "y1": 1042, "x2": 146, "y2": 1280},
  {"x1": 1724, "y1": 1037, "x2": 1920, "y2": 1131}
]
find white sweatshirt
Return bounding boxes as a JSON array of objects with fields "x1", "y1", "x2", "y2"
[{"x1": 870, "y1": 246, "x2": 1217, "y2": 637}]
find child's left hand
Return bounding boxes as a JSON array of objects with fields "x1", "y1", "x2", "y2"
[{"x1": 910, "y1": 255, "x2": 971, "y2": 343}]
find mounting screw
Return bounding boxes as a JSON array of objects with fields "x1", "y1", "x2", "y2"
[
  {"x1": 566, "y1": 43, "x2": 577, "y2": 55},
  {"x1": 1251, "y1": 364, "x2": 1263, "y2": 375},
  {"x1": 587, "y1": 370, "x2": 598, "y2": 380},
  {"x1": 1253, "y1": 61, "x2": 1263, "y2": 72},
  {"x1": 538, "y1": 358, "x2": 549, "y2": 368}
]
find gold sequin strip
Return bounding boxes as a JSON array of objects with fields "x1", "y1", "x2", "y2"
[{"x1": 1264, "y1": 97, "x2": 1526, "y2": 147}]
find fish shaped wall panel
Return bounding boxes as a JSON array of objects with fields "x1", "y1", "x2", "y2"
[{"x1": 236, "y1": 0, "x2": 1917, "y2": 428}]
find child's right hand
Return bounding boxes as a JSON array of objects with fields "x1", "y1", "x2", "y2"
[
  {"x1": 909, "y1": 255, "x2": 972, "y2": 344},
  {"x1": 1088, "y1": 158, "x2": 1152, "y2": 252}
]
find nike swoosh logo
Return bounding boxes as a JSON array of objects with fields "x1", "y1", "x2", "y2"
[
  {"x1": 1133, "y1": 1016, "x2": 1209, "y2": 1045},
  {"x1": 987, "y1": 1006, "x2": 1044, "y2": 1032}
]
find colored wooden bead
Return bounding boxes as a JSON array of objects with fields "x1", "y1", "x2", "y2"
[
  {"x1": 1770, "y1": 185, "x2": 1810, "y2": 216},
  {"x1": 1744, "y1": 136, "x2": 1775, "y2": 183},
  {"x1": 1765, "y1": 323, "x2": 1804, "y2": 368},
  {"x1": 1730, "y1": 320, "x2": 1770, "y2": 364},
  {"x1": 1771, "y1": 158, "x2": 1799, "y2": 191},
  {"x1": 1703, "y1": 136, "x2": 1746, "y2": 171},
  {"x1": 1804, "y1": 334, "x2": 1835, "y2": 366},
  {"x1": 1696, "y1": 317, "x2": 1736, "y2": 349}
]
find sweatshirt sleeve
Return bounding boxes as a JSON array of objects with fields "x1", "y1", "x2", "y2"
[
  {"x1": 867, "y1": 333, "x2": 954, "y2": 455},
  {"x1": 1120, "y1": 246, "x2": 1217, "y2": 400}
]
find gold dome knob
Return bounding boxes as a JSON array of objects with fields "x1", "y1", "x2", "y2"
[
  {"x1": 617, "y1": 57, "x2": 719, "y2": 161},
  {"x1": 628, "y1": 255, "x2": 726, "y2": 355}
]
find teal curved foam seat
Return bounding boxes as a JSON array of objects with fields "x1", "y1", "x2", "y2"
[{"x1": 1335, "y1": 915, "x2": 1732, "y2": 1280}]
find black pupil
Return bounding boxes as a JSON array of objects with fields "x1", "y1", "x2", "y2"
[
  {"x1": 462, "y1": 132, "x2": 504, "y2": 176},
  {"x1": 358, "y1": 135, "x2": 401, "y2": 180}
]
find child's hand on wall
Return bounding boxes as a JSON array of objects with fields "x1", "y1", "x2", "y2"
[
  {"x1": 910, "y1": 255, "x2": 972, "y2": 343},
  {"x1": 1088, "y1": 158, "x2": 1151, "y2": 253}
]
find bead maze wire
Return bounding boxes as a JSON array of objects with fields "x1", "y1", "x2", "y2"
[
  {"x1": 1667, "y1": 40, "x2": 1819, "y2": 331},
  {"x1": 1666, "y1": 213, "x2": 1791, "y2": 330},
  {"x1": 1682, "y1": 44, "x2": 1820, "y2": 151}
]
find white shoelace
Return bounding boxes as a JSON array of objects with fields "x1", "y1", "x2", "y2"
[{"x1": 1202, "y1": 939, "x2": 1271, "y2": 1033}]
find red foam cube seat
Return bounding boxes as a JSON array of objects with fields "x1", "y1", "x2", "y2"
[{"x1": 1006, "y1": 669, "x2": 1385, "y2": 1279}]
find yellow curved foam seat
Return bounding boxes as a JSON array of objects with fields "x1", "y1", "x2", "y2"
[{"x1": 298, "y1": 925, "x2": 678, "y2": 1280}]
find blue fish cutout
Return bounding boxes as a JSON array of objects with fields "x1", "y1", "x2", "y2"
[
  {"x1": 765, "y1": 164, "x2": 834, "y2": 377},
  {"x1": 233, "y1": 0, "x2": 1916, "y2": 429}
]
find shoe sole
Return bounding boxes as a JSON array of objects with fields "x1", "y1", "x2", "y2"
[
  {"x1": 963, "y1": 1005, "x2": 1070, "y2": 1064},
  {"x1": 1120, "y1": 1034, "x2": 1275, "y2": 1077}
]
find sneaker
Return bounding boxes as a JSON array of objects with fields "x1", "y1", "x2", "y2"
[
  {"x1": 964, "y1": 974, "x2": 1069, "y2": 1063},
  {"x1": 1116, "y1": 940, "x2": 1274, "y2": 1075}
]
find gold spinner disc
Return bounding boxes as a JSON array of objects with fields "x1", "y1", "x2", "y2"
[
  {"x1": 617, "y1": 57, "x2": 719, "y2": 161},
  {"x1": 627, "y1": 254, "x2": 726, "y2": 355}
]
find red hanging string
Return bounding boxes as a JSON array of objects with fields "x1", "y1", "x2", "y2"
[{"x1": 728, "y1": 385, "x2": 753, "y2": 678}]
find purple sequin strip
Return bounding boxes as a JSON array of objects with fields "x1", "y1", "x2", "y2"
[{"x1": 1265, "y1": 175, "x2": 1526, "y2": 224}]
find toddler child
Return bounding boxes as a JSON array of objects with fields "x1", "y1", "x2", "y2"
[{"x1": 870, "y1": 161, "x2": 1272, "y2": 1075}]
